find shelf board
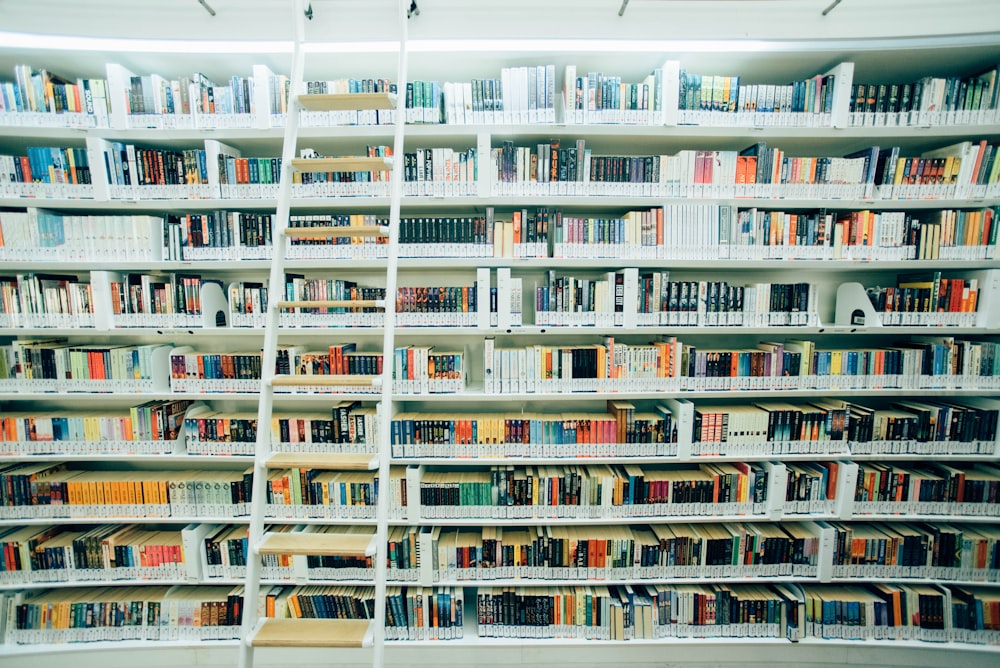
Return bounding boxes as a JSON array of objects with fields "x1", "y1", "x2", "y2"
[
  {"x1": 296, "y1": 92, "x2": 396, "y2": 112},
  {"x1": 2, "y1": 195, "x2": 999, "y2": 212},
  {"x1": 0, "y1": 258, "x2": 998, "y2": 273},
  {"x1": 251, "y1": 617, "x2": 372, "y2": 648},
  {"x1": 4, "y1": 387, "x2": 1000, "y2": 403}
]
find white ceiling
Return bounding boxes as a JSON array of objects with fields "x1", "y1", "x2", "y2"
[
  {"x1": 1, "y1": 0, "x2": 999, "y2": 42},
  {"x1": 0, "y1": 0, "x2": 997, "y2": 83}
]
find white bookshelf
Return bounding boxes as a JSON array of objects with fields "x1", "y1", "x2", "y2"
[{"x1": 1, "y1": 0, "x2": 1000, "y2": 665}]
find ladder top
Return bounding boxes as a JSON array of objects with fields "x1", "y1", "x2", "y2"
[{"x1": 251, "y1": 618, "x2": 373, "y2": 648}]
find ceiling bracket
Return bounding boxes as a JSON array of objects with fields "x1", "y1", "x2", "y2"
[
  {"x1": 822, "y1": 0, "x2": 843, "y2": 16},
  {"x1": 408, "y1": 1, "x2": 420, "y2": 19},
  {"x1": 197, "y1": 0, "x2": 216, "y2": 17}
]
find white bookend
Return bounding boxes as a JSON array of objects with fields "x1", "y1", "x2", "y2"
[
  {"x1": 84, "y1": 136, "x2": 112, "y2": 201},
  {"x1": 477, "y1": 267, "x2": 491, "y2": 329},
  {"x1": 418, "y1": 526, "x2": 437, "y2": 586},
  {"x1": 199, "y1": 281, "x2": 229, "y2": 328},
  {"x1": 180, "y1": 523, "x2": 216, "y2": 581},
  {"x1": 835, "y1": 462, "x2": 858, "y2": 520},
  {"x1": 104, "y1": 63, "x2": 135, "y2": 130},
  {"x1": 405, "y1": 465, "x2": 424, "y2": 521},
  {"x1": 765, "y1": 462, "x2": 789, "y2": 520},
  {"x1": 477, "y1": 132, "x2": 492, "y2": 198},
  {"x1": 563, "y1": 64, "x2": 577, "y2": 123},
  {"x1": 621, "y1": 267, "x2": 639, "y2": 329},
  {"x1": 824, "y1": 61, "x2": 855, "y2": 128},
  {"x1": 483, "y1": 336, "x2": 496, "y2": 394},
  {"x1": 251, "y1": 64, "x2": 276, "y2": 128},
  {"x1": 661, "y1": 60, "x2": 681, "y2": 126},
  {"x1": 496, "y1": 267, "x2": 512, "y2": 329},
  {"x1": 205, "y1": 139, "x2": 242, "y2": 196},
  {"x1": 815, "y1": 523, "x2": 836, "y2": 583},
  {"x1": 88, "y1": 270, "x2": 118, "y2": 330},
  {"x1": 972, "y1": 269, "x2": 1000, "y2": 328},
  {"x1": 661, "y1": 398, "x2": 694, "y2": 459},
  {"x1": 834, "y1": 282, "x2": 884, "y2": 328}
]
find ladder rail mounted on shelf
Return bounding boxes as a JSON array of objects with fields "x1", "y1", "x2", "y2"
[{"x1": 237, "y1": 1, "x2": 409, "y2": 667}]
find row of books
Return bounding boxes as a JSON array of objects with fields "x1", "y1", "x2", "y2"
[
  {"x1": 4, "y1": 337, "x2": 999, "y2": 396},
  {"x1": 866, "y1": 274, "x2": 981, "y2": 326},
  {"x1": 4, "y1": 138, "x2": 999, "y2": 201},
  {"x1": 0, "y1": 459, "x2": 994, "y2": 523},
  {"x1": 849, "y1": 68, "x2": 1000, "y2": 126},
  {"x1": 202, "y1": 525, "x2": 418, "y2": 582},
  {"x1": 3, "y1": 582, "x2": 997, "y2": 646},
  {"x1": 0, "y1": 204, "x2": 996, "y2": 266},
  {"x1": 2, "y1": 520, "x2": 997, "y2": 587},
  {"x1": 483, "y1": 337, "x2": 1000, "y2": 394},
  {"x1": 4, "y1": 267, "x2": 991, "y2": 331},
  {"x1": 562, "y1": 64, "x2": 669, "y2": 125},
  {"x1": 489, "y1": 139, "x2": 1000, "y2": 201},
  {"x1": 1, "y1": 395, "x2": 995, "y2": 460},
  {"x1": 677, "y1": 70, "x2": 836, "y2": 117},
  {"x1": 185, "y1": 404, "x2": 378, "y2": 457},
  {"x1": 0, "y1": 399, "x2": 194, "y2": 456},
  {"x1": 5, "y1": 61, "x2": 996, "y2": 130}
]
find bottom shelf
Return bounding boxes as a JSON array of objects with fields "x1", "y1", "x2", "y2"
[{"x1": 0, "y1": 638, "x2": 998, "y2": 668}]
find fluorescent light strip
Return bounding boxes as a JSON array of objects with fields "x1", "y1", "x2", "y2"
[
  {"x1": 1, "y1": 31, "x2": 997, "y2": 55},
  {"x1": 0, "y1": 32, "x2": 292, "y2": 53}
]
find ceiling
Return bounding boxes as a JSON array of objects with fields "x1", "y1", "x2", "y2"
[
  {"x1": 1, "y1": 0, "x2": 998, "y2": 42},
  {"x1": 0, "y1": 0, "x2": 997, "y2": 83}
]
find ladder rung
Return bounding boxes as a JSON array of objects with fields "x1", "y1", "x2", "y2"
[
  {"x1": 251, "y1": 618, "x2": 373, "y2": 648},
  {"x1": 270, "y1": 374, "x2": 381, "y2": 388},
  {"x1": 282, "y1": 225, "x2": 389, "y2": 238},
  {"x1": 264, "y1": 453, "x2": 377, "y2": 470},
  {"x1": 291, "y1": 157, "x2": 392, "y2": 173},
  {"x1": 257, "y1": 531, "x2": 376, "y2": 557},
  {"x1": 277, "y1": 299, "x2": 384, "y2": 309},
  {"x1": 297, "y1": 92, "x2": 397, "y2": 111}
]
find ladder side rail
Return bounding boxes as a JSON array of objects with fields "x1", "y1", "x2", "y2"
[
  {"x1": 373, "y1": 2, "x2": 410, "y2": 666},
  {"x1": 238, "y1": 0, "x2": 309, "y2": 665}
]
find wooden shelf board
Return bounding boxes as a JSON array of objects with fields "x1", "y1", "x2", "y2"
[
  {"x1": 257, "y1": 531, "x2": 374, "y2": 557},
  {"x1": 264, "y1": 453, "x2": 377, "y2": 470},
  {"x1": 251, "y1": 617, "x2": 372, "y2": 648},
  {"x1": 297, "y1": 92, "x2": 396, "y2": 111}
]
